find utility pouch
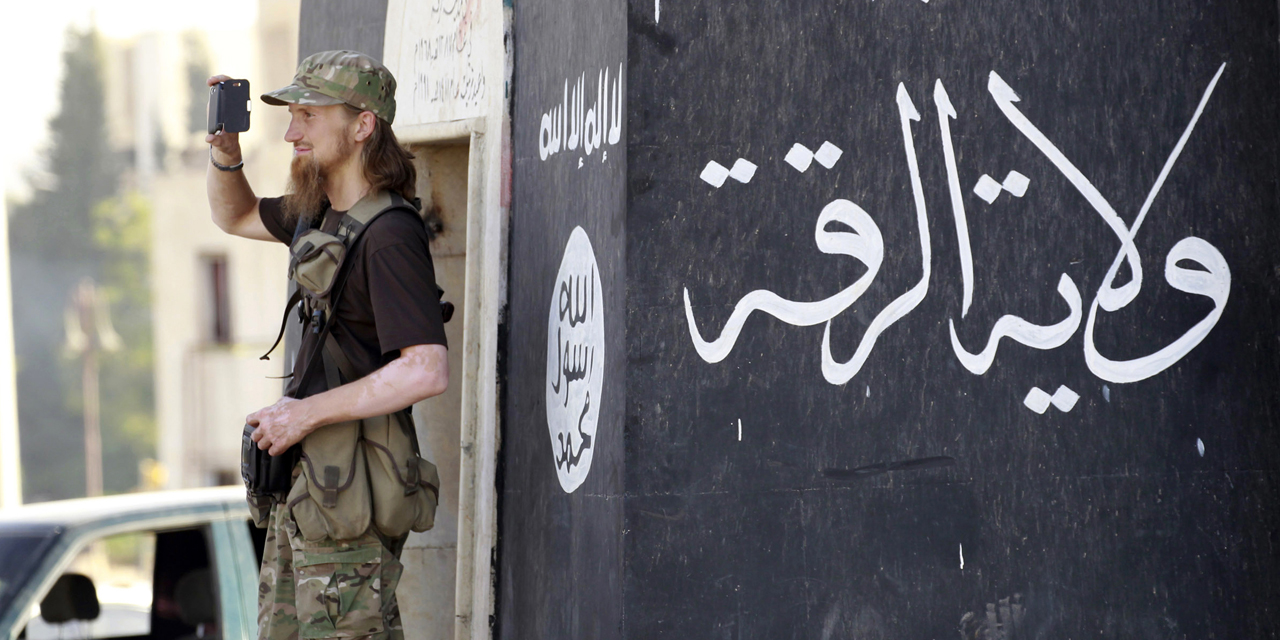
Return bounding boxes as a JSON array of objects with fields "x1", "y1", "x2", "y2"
[
  {"x1": 362, "y1": 411, "x2": 441, "y2": 536},
  {"x1": 288, "y1": 229, "x2": 348, "y2": 299},
  {"x1": 286, "y1": 420, "x2": 371, "y2": 542}
]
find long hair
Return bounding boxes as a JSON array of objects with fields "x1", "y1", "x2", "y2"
[{"x1": 345, "y1": 105, "x2": 416, "y2": 201}]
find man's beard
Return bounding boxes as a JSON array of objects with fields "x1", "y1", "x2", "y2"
[{"x1": 282, "y1": 136, "x2": 355, "y2": 224}]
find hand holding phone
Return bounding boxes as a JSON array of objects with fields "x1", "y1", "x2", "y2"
[{"x1": 208, "y1": 78, "x2": 252, "y2": 135}]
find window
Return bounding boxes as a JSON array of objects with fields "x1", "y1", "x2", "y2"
[
  {"x1": 25, "y1": 531, "x2": 155, "y2": 639},
  {"x1": 24, "y1": 527, "x2": 218, "y2": 640},
  {"x1": 201, "y1": 255, "x2": 231, "y2": 345},
  {"x1": 0, "y1": 532, "x2": 57, "y2": 614}
]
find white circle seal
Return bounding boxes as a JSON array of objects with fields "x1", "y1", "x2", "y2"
[{"x1": 546, "y1": 226, "x2": 605, "y2": 493}]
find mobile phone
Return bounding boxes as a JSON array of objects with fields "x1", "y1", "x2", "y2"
[{"x1": 208, "y1": 79, "x2": 252, "y2": 135}]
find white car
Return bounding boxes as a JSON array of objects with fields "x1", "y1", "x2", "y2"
[{"x1": 0, "y1": 487, "x2": 261, "y2": 640}]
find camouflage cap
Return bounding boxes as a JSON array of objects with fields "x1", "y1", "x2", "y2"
[{"x1": 261, "y1": 50, "x2": 398, "y2": 124}]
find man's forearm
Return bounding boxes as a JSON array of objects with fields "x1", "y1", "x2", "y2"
[
  {"x1": 249, "y1": 344, "x2": 448, "y2": 455},
  {"x1": 207, "y1": 146, "x2": 259, "y2": 232},
  {"x1": 301, "y1": 344, "x2": 448, "y2": 429}
]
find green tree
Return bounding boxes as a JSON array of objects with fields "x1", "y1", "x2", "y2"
[
  {"x1": 92, "y1": 193, "x2": 156, "y2": 494},
  {"x1": 12, "y1": 27, "x2": 117, "y2": 260},
  {"x1": 8, "y1": 26, "x2": 154, "y2": 501}
]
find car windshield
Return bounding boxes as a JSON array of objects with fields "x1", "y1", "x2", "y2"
[{"x1": 0, "y1": 531, "x2": 58, "y2": 615}]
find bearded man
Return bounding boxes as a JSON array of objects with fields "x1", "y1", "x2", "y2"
[{"x1": 205, "y1": 51, "x2": 448, "y2": 640}]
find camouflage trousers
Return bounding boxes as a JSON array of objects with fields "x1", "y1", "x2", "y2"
[{"x1": 257, "y1": 501, "x2": 408, "y2": 640}]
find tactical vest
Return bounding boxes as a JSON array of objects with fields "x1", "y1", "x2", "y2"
[{"x1": 252, "y1": 190, "x2": 446, "y2": 541}]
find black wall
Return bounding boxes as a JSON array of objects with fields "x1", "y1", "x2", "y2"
[
  {"x1": 623, "y1": 0, "x2": 1280, "y2": 638},
  {"x1": 298, "y1": 0, "x2": 389, "y2": 61},
  {"x1": 501, "y1": 0, "x2": 627, "y2": 637}
]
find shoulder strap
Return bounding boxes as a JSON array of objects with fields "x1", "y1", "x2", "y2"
[
  {"x1": 259, "y1": 288, "x2": 302, "y2": 361},
  {"x1": 336, "y1": 191, "x2": 414, "y2": 245}
]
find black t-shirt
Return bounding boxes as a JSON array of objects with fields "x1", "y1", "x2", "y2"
[{"x1": 260, "y1": 196, "x2": 448, "y2": 399}]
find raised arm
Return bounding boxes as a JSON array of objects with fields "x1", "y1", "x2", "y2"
[{"x1": 205, "y1": 74, "x2": 276, "y2": 242}]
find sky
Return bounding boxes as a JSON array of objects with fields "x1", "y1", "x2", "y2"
[{"x1": 2, "y1": 1, "x2": 256, "y2": 201}]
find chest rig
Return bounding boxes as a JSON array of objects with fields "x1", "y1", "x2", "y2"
[{"x1": 246, "y1": 190, "x2": 447, "y2": 541}]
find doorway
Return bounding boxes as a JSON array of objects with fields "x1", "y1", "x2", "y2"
[{"x1": 398, "y1": 139, "x2": 470, "y2": 640}]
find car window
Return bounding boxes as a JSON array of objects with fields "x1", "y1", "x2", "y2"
[
  {"x1": 25, "y1": 531, "x2": 155, "y2": 640},
  {"x1": 0, "y1": 532, "x2": 58, "y2": 615},
  {"x1": 24, "y1": 526, "x2": 220, "y2": 640}
]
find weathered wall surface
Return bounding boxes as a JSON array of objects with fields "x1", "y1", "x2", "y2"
[
  {"x1": 384, "y1": 0, "x2": 492, "y2": 125},
  {"x1": 500, "y1": 0, "x2": 626, "y2": 636},
  {"x1": 299, "y1": 0, "x2": 388, "y2": 60},
  {"x1": 623, "y1": 0, "x2": 1280, "y2": 637}
]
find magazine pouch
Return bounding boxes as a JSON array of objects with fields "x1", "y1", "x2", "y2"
[
  {"x1": 241, "y1": 423, "x2": 299, "y2": 528},
  {"x1": 363, "y1": 410, "x2": 440, "y2": 536},
  {"x1": 289, "y1": 229, "x2": 347, "y2": 300},
  {"x1": 286, "y1": 419, "x2": 371, "y2": 542}
]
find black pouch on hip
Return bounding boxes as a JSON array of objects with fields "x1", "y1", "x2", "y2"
[{"x1": 241, "y1": 424, "x2": 299, "y2": 496}]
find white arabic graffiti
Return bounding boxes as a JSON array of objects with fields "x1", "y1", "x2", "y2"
[
  {"x1": 683, "y1": 64, "x2": 1231, "y2": 386},
  {"x1": 404, "y1": 0, "x2": 487, "y2": 117},
  {"x1": 538, "y1": 64, "x2": 624, "y2": 162}
]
